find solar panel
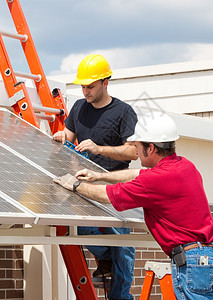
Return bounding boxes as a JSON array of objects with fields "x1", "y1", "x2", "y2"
[
  {"x1": 0, "y1": 191, "x2": 35, "y2": 224},
  {"x1": 0, "y1": 108, "x2": 144, "y2": 228}
]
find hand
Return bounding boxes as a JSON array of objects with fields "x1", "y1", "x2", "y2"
[
  {"x1": 53, "y1": 173, "x2": 76, "y2": 191},
  {"x1": 75, "y1": 139, "x2": 100, "y2": 155},
  {"x1": 75, "y1": 169, "x2": 99, "y2": 182},
  {"x1": 53, "y1": 131, "x2": 67, "y2": 144}
]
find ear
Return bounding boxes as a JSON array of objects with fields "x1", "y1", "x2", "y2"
[
  {"x1": 149, "y1": 143, "x2": 155, "y2": 154},
  {"x1": 103, "y1": 79, "x2": 108, "y2": 88}
]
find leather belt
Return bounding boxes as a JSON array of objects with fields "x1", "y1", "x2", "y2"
[
  {"x1": 170, "y1": 243, "x2": 213, "y2": 266},
  {"x1": 183, "y1": 243, "x2": 213, "y2": 252}
]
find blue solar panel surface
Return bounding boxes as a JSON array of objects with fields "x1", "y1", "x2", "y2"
[{"x1": 0, "y1": 108, "x2": 144, "y2": 227}]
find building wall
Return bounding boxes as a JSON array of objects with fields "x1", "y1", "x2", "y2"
[
  {"x1": 1, "y1": 60, "x2": 213, "y2": 299},
  {"x1": 64, "y1": 60, "x2": 213, "y2": 115},
  {"x1": 0, "y1": 226, "x2": 23, "y2": 300},
  {"x1": 84, "y1": 242, "x2": 169, "y2": 300}
]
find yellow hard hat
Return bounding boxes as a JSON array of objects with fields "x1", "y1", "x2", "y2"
[{"x1": 72, "y1": 54, "x2": 113, "y2": 85}]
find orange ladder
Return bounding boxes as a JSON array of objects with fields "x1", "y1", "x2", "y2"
[
  {"x1": 140, "y1": 261, "x2": 176, "y2": 300},
  {"x1": 0, "y1": 0, "x2": 68, "y2": 135},
  {"x1": 56, "y1": 226, "x2": 98, "y2": 300},
  {"x1": 0, "y1": 33, "x2": 40, "y2": 128},
  {"x1": 0, "y1": 1, "x2": 98, "y2": 299}
]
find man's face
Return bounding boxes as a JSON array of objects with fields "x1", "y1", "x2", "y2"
[
  {"x1": 81, "y1": 80, "x2": 105, "y2": 104},
  {"x1": 135, "y1": 141, "x2": 152, "y2": 168}
]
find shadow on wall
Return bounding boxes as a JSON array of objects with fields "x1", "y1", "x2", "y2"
[{"x1": 24, "y1": 247, "x2": 42, "y2": 300}]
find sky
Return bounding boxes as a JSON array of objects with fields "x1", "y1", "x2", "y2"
[{"x1": 1, "y1": 0, "x2": 213, "y2": 76}]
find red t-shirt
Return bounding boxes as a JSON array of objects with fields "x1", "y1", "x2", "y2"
[{"x1": 106, "y1": 153, "x2": 213, "y2": 255}]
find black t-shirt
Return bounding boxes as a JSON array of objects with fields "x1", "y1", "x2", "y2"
[{"x1": 65, "y1": 97, "x2": 137, "y2": 171}]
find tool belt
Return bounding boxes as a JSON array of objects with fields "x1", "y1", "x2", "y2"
[{"x1": 171, "y1": 243, "x2": 213, "y2": 267}]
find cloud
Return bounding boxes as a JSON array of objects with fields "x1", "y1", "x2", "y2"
[
  {"x1": 1, "y1": 0, "x2": 213, "y2": 75},
  {"x1": 49, "y1": 42, "x2": 213, "y2": 76},
  {"x1": 184, "y1": 43, "x2": 213, "y2": 60}
]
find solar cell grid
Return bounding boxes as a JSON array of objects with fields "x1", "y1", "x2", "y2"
[
  {"x1": 0, "y1": 195, "x2": 22, "y2": 213},
  {"x1": 0, "y1": 109, "x2": 144, "y2": 227}
]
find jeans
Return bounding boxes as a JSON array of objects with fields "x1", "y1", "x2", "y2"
[
  {"x1": 172, "y1": 242, "x2": 213, "y2": 299},
  {"x1": 78, "y1": 226, "x2": 135, "y2": 300}
]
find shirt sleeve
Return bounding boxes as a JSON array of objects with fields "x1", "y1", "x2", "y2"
[
  {"x1": 119, "y1": 107, "x2": 137, "y2": 143},
  {"x1": 64, "y1": 102, "x2": 78, "y2": 133},
  {"x1": 106, "y1": 171, "x2": 149, "y2": 211}
]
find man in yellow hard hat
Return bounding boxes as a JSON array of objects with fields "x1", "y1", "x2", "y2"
[
  {"x1": 54, "y1": 111, "x2": 213, "y2": 300},
  {"x1": 53, "y1": 54, "x2": 138, "y2": 300}
]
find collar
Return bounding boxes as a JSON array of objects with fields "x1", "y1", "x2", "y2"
[{"x1": 156, "y1": 153, "x2": 177, "y2": 167}]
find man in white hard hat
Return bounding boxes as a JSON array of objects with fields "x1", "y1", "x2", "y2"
[{"x1": 54, "y1": 111, "x2": 213, "y2": 300}]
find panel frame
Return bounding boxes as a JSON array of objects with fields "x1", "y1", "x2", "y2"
[{"x1": 0, "y1": 224, "x2": 158, "y2": 248}]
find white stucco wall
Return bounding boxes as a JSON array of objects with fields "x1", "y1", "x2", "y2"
[{"x1": 53, "y1": 60, "x2": 213, "y2": 115}]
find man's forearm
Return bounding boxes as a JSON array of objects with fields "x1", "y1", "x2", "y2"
[
  {"x1": 76, "y1": 182, "x2": 110, "y2": 204},
  {"x1": 98, "y1": 143, "x2": 138, "y2": 161},
  {"x1": 64, "y1": 128, "x2": 77, "y2": 144},
  {"x1": 95, "y1": 168, "x2": 140, "y2": 184}
]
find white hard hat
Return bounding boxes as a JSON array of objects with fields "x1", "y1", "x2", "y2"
[{"x1": 127, "y1": 111, "x2": 179, "y2": 145}]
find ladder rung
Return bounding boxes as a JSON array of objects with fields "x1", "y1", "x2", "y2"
[
  {"x1": 14, "y1": 71, "x2": 41, "y2": 82},
  {"x1": 35, "y1": 113, "x2": 55, "y2": 122},
  {"x1": 33, "y1": 105, "x2": 65, "y2": 116},
  {"x1": 0, "y1": 30, "x2": 28, "y2": 42}
]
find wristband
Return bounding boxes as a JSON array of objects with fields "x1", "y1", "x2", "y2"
[{"x1": 73, "y1": 180, "x2": 82, "y2": 192}]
